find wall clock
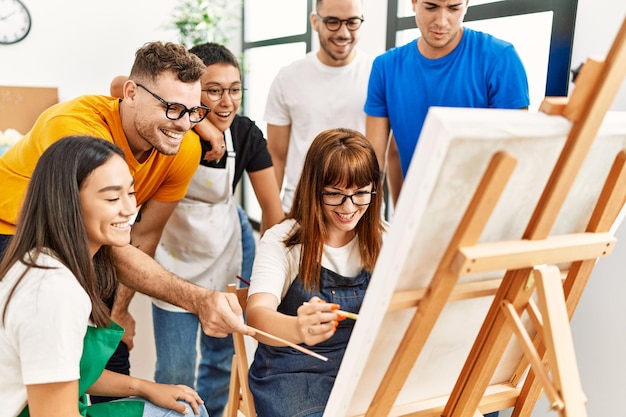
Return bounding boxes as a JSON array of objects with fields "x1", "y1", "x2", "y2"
[{"x1": 0, "y1": 0, "x2": 32, "y2": 45}]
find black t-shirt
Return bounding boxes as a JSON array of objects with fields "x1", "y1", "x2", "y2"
[{"x1": 198, "y1": 114, "x2": 273, "y2": 192}]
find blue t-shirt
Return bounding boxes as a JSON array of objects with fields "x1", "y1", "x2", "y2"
[{"x1": 365, "y1": 28, "x2": 530, "y2": 176}]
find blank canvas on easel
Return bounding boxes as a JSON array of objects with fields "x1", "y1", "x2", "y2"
[{"x1": 324, "y1": 107, "x2": 626, "y2": 417}]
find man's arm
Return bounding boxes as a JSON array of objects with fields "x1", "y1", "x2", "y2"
[
  {"x1": 248, "y1": 167, "x2": 285, "y2": 234},
  {"x1": 266, "y1": 124, "x2": 291, "y2": 191},
  {"x1": 112, "y1": 199, "x2": 250, "y2": 337},
  {"x1": 129, "y1": 199, "x2": 175, "y2": 258},
  {"x1": 386, "y1": 134, "x2": 404, "y2": 208},
  {"x1": 113, "y1": 245, "x2": 249, "y2": 337},
  {"x1": 365, "y1": 115, "x2": 391, "y2": 171},
  {"x1": 109, "y1": 75, "x2": 126, "y2": 98},
  {"x1": 110, "y1": 199, "x2": 176, "y2": 348}
]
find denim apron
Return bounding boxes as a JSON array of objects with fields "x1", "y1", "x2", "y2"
[
  {"x1": 18, "y1": 322, "x2": 144, "y2": 417},
  {"x1": 249, "y1": 267, "x2": 370, "y2": 417}
]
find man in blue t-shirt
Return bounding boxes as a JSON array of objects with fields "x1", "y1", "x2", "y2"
[{"x1": 365, "y1": 0, "x2": 529, "y2": 206}]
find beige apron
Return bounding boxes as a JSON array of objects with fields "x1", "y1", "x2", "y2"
[{"x1": 154, "y1": 130, "x2": 241, "y2": 312}]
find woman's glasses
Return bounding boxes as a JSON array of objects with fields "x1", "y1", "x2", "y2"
[{"x1": 321, "y1": 190, "x2": 375, "y2": 206}]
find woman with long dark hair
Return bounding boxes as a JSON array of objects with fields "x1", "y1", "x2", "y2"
[{"x1": 0, "y1": 136, "x2": 208, "y2": 417}]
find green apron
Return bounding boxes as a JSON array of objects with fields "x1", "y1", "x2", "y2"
[{"x1": 19, "y1": 322, "x2": 144, "y2": 417}]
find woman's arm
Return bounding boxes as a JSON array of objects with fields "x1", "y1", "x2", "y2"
[
  {"x1": 26, "y1": 381, "x2": 82, "y2": 417},
  {"x1": 246, "y1": 222, "x2": 337, "y2": 345},
  {"x1": 246, "y1": 293, "x2": 337, "y2": 347},
  {"x1": 88, "y1": 370, "x2": 204, "y2": 415}
]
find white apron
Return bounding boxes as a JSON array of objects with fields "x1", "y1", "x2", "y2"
[{"x1": 153, "y1": 130, "x2": 242, "y2": 312}]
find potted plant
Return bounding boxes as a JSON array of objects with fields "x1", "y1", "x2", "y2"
[{"x1": 170, "y1": 0, "x2": 238, "y2": 48}]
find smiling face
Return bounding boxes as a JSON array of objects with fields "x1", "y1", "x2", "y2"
[
  {"x1": 128, "y1": 72, "x2": 203, "y2": 158},
  {"x1": 321, "y1": 183, "x2": 373, "y2": 246},
  {"x1": 413, "y1": 0, "x2": 469, "y2": 59},
  {"x1": 312, "y1": 0, "x2": 363, "y2": 67},
  {"x1": 79, "y1": 154, "x2": 137, "y2": 257},
  {"x1": 201, "y1": 63, "x2": 242, "y2": 133}
]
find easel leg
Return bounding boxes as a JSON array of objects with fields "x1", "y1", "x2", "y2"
[
  {"x1": 502, "y1": 300, "x2": 563, "y2": 412},
  {"x1": 534, "y1": 265, "x2": 587, "y2": 417},
  {"x1": 225, "y1": 355, "x2": 240, "y2": 417}
]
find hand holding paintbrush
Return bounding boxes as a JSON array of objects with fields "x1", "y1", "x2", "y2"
[
  {"x1": 306, "y1": 298, "x2": 360, "y2": 320},
  {"x1": 243, "y1": 298, "x2": 358, "y2": 362}
]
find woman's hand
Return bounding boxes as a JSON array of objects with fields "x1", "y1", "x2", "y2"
[
  {"x1": 296, "y1": 296, "x2": 339, "y2": 345},
  {"x1": 194, "y1": 119, "x2": 226, "y2": 162},
  {"x1": 140, "y1": 382, "x2": 204, "y2": 415},
  {"x1": 89, "y1": 371, "x2": 204, "y2": 415}
]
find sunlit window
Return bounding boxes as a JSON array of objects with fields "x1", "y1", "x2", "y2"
[
  {"x1": 239, "y1": 0, "x2": 312, "y2": 224},
  {"x1": 239, "y1": 0, "x2": 577, "y2": 226},
  {"x1": 244, "y1": 0, "x2": 308, "y2": 41},
  {"x1": 241, "y1": 42, "x2": 307, "y2": 222}
]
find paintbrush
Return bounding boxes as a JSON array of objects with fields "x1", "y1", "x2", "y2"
[
  {"x1": 247, "y1": 325, "x2": 329, "y2": 362},
  {"x1": 334, "y1": 309, "x2": 359, "y2": 320}
]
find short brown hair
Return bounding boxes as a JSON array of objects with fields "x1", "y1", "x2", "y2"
[{"x1": 129, "y1": 41, "x2": 205, "y2": 84}]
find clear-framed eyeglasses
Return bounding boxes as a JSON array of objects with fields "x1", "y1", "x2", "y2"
[
  {"x1": 202, "y1": 86, "x2": 245, "y2": 102},
  {"x1": 316, "y1": 14, "x2": 364, "y2": 31},
  {"x1": 136, "y1": 83, "x2": 210, "y2": 123},
  {"x1": 321, "y1": 190, "x2": 376, "y2": 206}
]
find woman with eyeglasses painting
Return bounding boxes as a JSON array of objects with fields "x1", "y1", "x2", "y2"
[{"x1": 246, "y1": 128, "x2": 386, "y2": 417}]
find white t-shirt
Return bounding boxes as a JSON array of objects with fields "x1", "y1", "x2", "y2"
[
  {"x1": 264, "y1": 50, "x2": 373, "y2": 212},
  {"x1": 0, "y1": 251, "x2": 90, "y2": 416},
  {"x1": 248, "y1": 219, "x2": 363, "y2": 304}
]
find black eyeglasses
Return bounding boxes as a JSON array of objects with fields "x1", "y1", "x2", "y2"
[
  {"x1": 321, "y1": 190, "x2": 376, "y2": 206},
  {"x1": 316, "y1": 14, "x2": 364, "y2": 31},
  {"x1": 202, "y1": 86, "x2": 246, "y2": 102},
  {"x1": 136, "y1": 83, "x2": 210, "y2": 123}
]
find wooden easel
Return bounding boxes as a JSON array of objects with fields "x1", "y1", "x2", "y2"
[
  {"x1": 444, "y1": 16, "x2": 626, "y2": 417},
  {"x1": 333, "y1": 17, "x2": 626, "y2": 417},
  {"x1": 224, "y1": 284, "x2": 256, "y2": 417}
]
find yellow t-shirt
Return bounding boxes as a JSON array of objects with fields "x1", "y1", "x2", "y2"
[{"x1": 0, "y1": 95, "x2": 200, "y2": 234}]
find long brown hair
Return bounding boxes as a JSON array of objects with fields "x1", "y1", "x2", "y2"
[
  {"x1": 0, "y1": 136, "x2": 123, "y2": 328},
  {"x1": 285, "y1": 128, "x2": 384, "y2": 291}
]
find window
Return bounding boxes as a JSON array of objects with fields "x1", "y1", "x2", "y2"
[
  {"x1": 239, "y1": 0, "x2": 312, "y2": 226},
  {"x1": 239, "y1": 0, "x2": 578, "y2": 226}
]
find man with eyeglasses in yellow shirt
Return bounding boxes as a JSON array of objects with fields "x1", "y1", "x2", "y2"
[{"x1": 0, "y1": 40, "x2": 252, "y2": 404}]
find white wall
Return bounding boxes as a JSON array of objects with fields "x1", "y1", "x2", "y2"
[
  {"x1": 1, "y1": 1, "x2": 625, "y2": 415},
  {"x1": 571, "y1": 1, "x2": 626, "y2": 111},
  {"x1": 0, "y1": 0, "x2": 179, "y2": 101}
]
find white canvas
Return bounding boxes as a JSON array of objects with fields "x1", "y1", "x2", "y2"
[{"x1": 325, "y1": 107, "x2": 626, "y2": 417}]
